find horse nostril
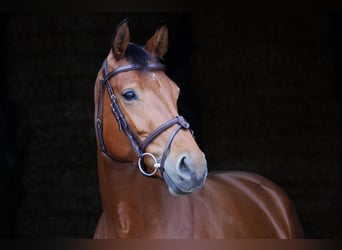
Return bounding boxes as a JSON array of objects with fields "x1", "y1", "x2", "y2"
[{"x1": 176, "y1": 156, "x2": 192, "y2": 181}]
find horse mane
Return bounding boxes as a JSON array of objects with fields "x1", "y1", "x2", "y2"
[{"x1": 125, "y1": 43, "x2": 160, "y2": 66}]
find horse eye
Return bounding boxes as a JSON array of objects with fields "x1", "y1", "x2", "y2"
[{"x1": 121, "y1": 90, "x2": 137, "y2": 101}]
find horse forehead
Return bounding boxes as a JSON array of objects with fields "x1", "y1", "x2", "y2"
[
  {"x1": 147, "y1": 72, "x2": 177, "y2": 93},
  {"x1": 114, "y1": 70, "x2": 161, "y2": 83},
  {"x1": 110, "y1": 70, "x2": 175, "y2": 99},
  {"x1": 127, "y1": 71, "x2": 173, "y2": 90},
  {"x1": 151, "y1": 72, "x2": 163, "y2": 86},
  {"x1": 140, "y1": 70, "x2": 168, "y2": 83}
]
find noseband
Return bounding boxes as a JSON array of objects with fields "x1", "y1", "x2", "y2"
[{"x1": 96, "y1": 59, "x2": 191, "y2": 177}]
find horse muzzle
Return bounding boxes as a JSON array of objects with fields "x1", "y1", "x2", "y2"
[{"x1": 163, "y1": 152, "x2": 208, "y2": 195}]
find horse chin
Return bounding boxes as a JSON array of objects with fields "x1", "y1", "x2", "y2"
[
  {"x1": 168, "y1": 186, "x2": 189, "y2": 196},
  {"x1": 163, "y1": 172, "x2": 196, "y2": 196}
]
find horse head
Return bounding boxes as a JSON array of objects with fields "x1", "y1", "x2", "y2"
[{"x1": 95, "y1": 19, "x2": 208, "y2": 195}]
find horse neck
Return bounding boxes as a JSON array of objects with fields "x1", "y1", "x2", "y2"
[
  {"x1": 96, "y1": 149, "x2": 168, "y2": 212},
  {"x1": 96, "y1": 150, "x2": 176, "y2": 237}
]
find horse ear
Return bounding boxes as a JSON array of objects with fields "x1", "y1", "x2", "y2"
[
  {"x1": 112, "y1": 18, "x2": 130, "y2": 61},
  {"x1": 145, "y1": 24, "x2": 168, "y2": 59}
]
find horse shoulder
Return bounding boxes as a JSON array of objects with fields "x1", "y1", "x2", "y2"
[{"x1": 204, "y1": 171, "x2": 303, "y2": 238}]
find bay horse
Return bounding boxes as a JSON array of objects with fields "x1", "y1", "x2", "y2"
[{"x1": 93, "y1": 19, "x2": 303, "y2": 238}]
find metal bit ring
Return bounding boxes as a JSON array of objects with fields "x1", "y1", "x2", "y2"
[{"x1": 138, "y1": 153, "x2": 161, "y2": 177}]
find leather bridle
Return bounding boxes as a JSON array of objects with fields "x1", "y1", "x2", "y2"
[{"x1": 96, "y1": 58, "x2": 191, "y2": 177}]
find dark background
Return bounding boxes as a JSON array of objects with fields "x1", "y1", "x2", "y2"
[{"x1": 0, "y1": 12, "x2": 341, "y2": 238}]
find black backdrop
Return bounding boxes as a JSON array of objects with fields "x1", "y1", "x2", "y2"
[{"x1": 0, "y1": 12, "x2": 341, "y2": 238}]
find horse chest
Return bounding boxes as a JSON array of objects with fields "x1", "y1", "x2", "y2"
[
  {"x1": 107, "y1": 196, "x2": 227, "y2": 238},
  {"x1": 139, "y1": 195, "x2": 239, "y2": 238}
]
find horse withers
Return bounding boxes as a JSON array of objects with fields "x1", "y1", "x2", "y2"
[{"x1": 93, "y1": 19, "x2": 303, "y2": 238}]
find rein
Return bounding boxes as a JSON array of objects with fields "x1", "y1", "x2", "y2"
[{"x1": 96, "y1": 58, "x2": 191, "y2": 177}]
